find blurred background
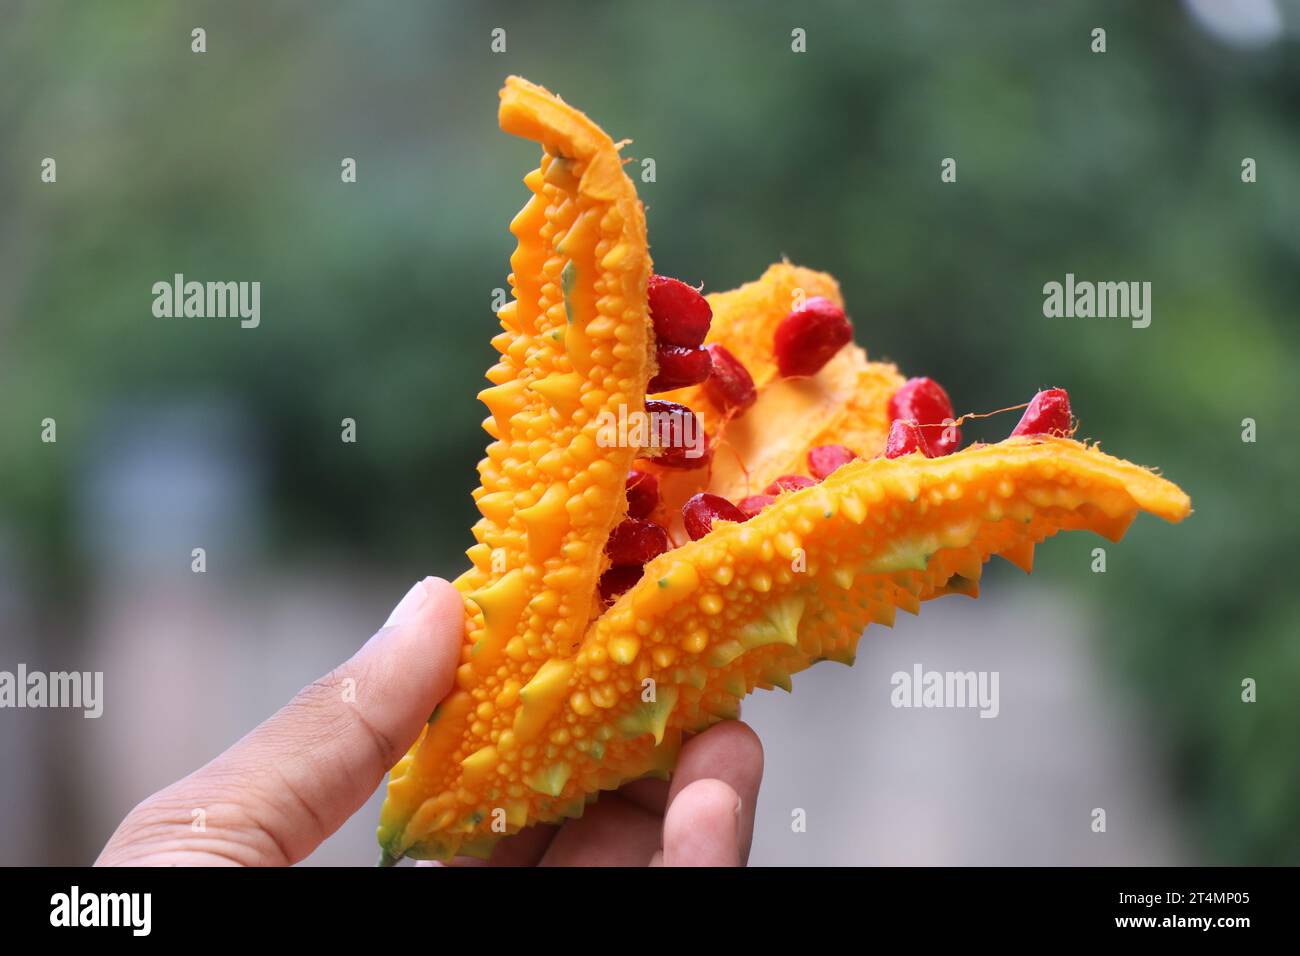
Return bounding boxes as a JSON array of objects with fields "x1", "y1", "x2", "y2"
[{"x1": 1, "y1": 0, "x2": 1297, "y2": 866}]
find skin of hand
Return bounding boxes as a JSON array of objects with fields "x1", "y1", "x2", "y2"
[{"x1": 96, "y1": 577, "x2": 765, "y2": 867}]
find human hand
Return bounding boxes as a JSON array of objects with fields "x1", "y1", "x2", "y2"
[{"x1": 96, "y1": 577, "x2": 764, "y2": 866}]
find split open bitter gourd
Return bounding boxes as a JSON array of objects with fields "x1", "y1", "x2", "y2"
[{"x1": 376, "y1": 77, "x2": 1192, "y2": 864}]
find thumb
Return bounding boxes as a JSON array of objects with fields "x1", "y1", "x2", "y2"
[{"x1": 99, "y1": 576, "x2": 465, "y2": 865}]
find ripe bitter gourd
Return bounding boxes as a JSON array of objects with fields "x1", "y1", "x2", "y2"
[{"x1": 376, "y1": 77, "x2": 1191, "y2": 864}]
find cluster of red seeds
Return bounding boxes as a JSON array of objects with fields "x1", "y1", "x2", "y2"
[
  {"x1": 677, "y1": 382, "x2": 1072, "y2": 542},
  {"x1": 598, "y1": 275, "x2": 1073, "y2": 603},
  {"x1": 600, "y1": 275, "x2": 722, "y2": 602},
  {"x1": 605, "y1": 278, "x2": 853, "y2": 600},
  {"x1": 644, "y1": 276, "x2": 713, "y2": 391}
]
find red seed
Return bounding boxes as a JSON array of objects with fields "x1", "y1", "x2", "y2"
[
  {"x1": 889, "y1": 377, "x2": 960, "y2": 456},
  {"x1": 682, "y1": 493, "x2": 747, "y2": 540},
  {"x1": 884, "y1": 419, "x2": 933, "y2": 459},
  {"x1": 604, "y1": 518, "x2": 670, "y2": 566},
  {"x1": 764, "y1": 474, "x2": 817, "y2": 495},
  {"x1": 807, "y1": 444, "x2": 857, "y2": 480},
  {"x1": 657, "y1": 431, "x2": 712, "y2": 469},
  {"x1": 647, "y1": 274, "x2": 712, "y2": 347},
  {"x1": 648, "y1": 344, "x2": 712, "y2": 392},
  {"x1": 644, "y1": 399, "x2": 711, "y2": 469},
  {"x1": 773, "y1": 296, "x2": 852, "y2": 377},
  {"x1": 599, "y1": 565, "x2": 644, "y2": 603},
  {"x1": 1010, "y1": 388, "x2": 1072, "y2": 438},
  {"x1": 736, "y1": 494, "x2": 775, "y2": 519},
  {"x1": 625, "y1": 469, "x2": 659, "y2": 520},
  {"x1": 702, "y1": 344, "x2": 757, "y2": 416}
]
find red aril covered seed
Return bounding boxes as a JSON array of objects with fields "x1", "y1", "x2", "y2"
[
  {"x1": 702, "y1": 343, "x2": 757, "y2": 416},
  {"x1": 625, "y1": 469, "x2": 659, "y2": 520},
  {"x1": 647, "y1": 274, "x2": 712, "y2": 347},
  {"x1": 656, "y1": 432, "x2": 713, "y2": 469},
  {"x1": 644, "y1": 399, "x2": 711, "y2": 469},
  {"x1": 736, "y1": 494, "x2": 775, "y2": 519},
  {"x1": 773, "y1": 296, "x2": 852, "y2": 378},
  {"x1": 599, "y1": 565, "x2": 644, "y2": 604},
  {"x1": 764, "y1": 474, "x2": 817, "y2": 495},
  {"x1": 889, "y1": 377, "x2": 960, "y2": 456},
  {"x1": 604, "y1": 519, "x2": 670, "y2": 566},
  {"x1": 682, "y1": 493, "x2": 747, "y2": 541},
  {"x1": 647, "y1": 344, "x2": 712, "y2": 392},
  {"x1": 884, "y1": 419, "x2": 933, "y2": 459},
  {"x1": 807, "y1": 444, "x2": 857, "y2": 480},
  {"x1": 1010, "y1": 388, "x2": 1072, "y2": 438}
]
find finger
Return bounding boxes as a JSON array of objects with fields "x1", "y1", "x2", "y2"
[
  {"x1": 442, "y1": 775, "x2": 671, "y2": 868},
  {"x1": 667, "y1": 720, "x2": 763, "y2": 862},
  {"x1": 223, "y1": 576, "x2": 464, "y2": 858},
  {"x1": 103, "y1": 577, "x2": 465, "y2": 865},
  {"x1": 434, "y1": 822, "x2": 560, "y2": 868},
  {"x1": 538, "y1": 794, "x2": 663, "y2": 866},
  {"x1": 661, "y1": 778, "x2": 742, "y2": 867},
  {"x1": 445, "y1": 721, "x2": 763, "y2": 867},
  {"x1": 615, "y1": 778, "x2": 670, "y2": 815},
  {"x1": 538, "y1": 723, "x2": 759, "y2": 868}
]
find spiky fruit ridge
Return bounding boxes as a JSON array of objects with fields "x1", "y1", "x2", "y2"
[
  {"x1": 376, "y1": 77, "x2": 1192, "y2": 865},
  {"x1": 377, "y1": 76, "x2": 653, "y2": 864}
]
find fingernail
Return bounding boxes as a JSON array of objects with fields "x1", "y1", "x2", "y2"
[{"x1": 384, "y1": 580, "x2": 429, "y2": 628}]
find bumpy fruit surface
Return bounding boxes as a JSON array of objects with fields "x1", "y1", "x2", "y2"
[{"x1": 377, "y1": 77, "x2": 1191, "y2": 865}]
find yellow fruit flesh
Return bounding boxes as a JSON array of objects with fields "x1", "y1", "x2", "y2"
[
  {"x1": 649, "y1": 262, "x2": 905, "y2": 531},
  {"x1": 686, "y1": 260, "x2": 847, "y2": 395}
]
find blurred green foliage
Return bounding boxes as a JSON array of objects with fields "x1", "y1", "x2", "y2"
[{"x1": 1, "y1": 1, "x2": 1296, "y2": 862}]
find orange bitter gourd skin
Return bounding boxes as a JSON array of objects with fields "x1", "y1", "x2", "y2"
[
  {"x1": 377, "y1": 78, "x2": 1192, "y2": 864},
  {"x1": 376, "y1": 77, "x2": 653, "y2": 863}
]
